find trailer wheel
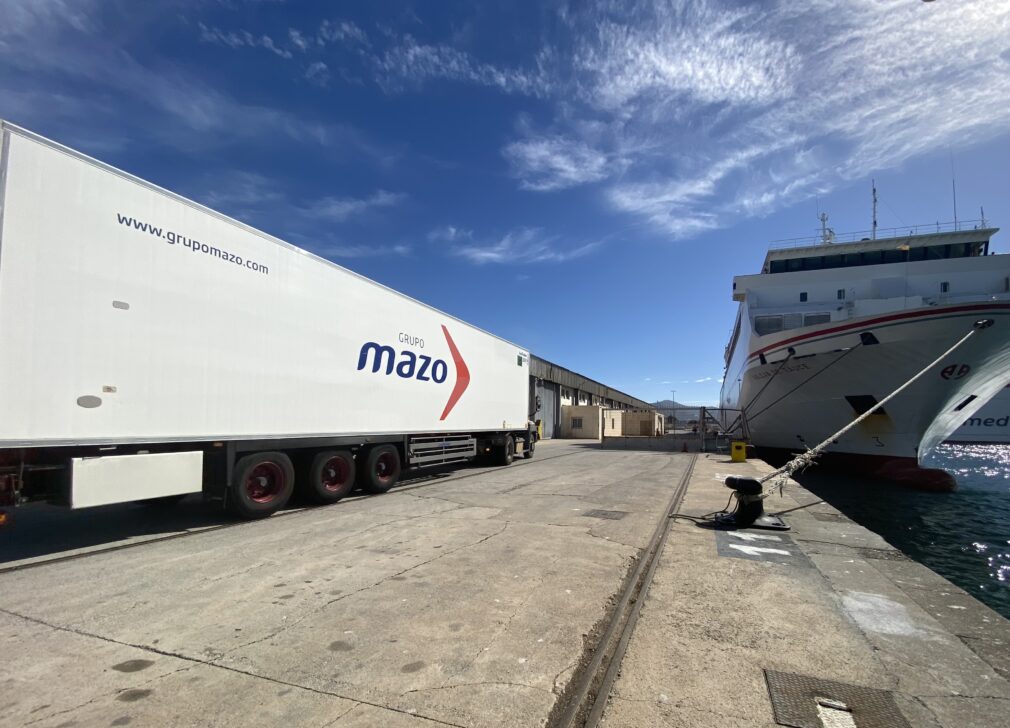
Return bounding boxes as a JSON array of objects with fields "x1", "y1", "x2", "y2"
[
  {"x1": 523, "y1": 437, "x2": 535, "y2": 459},
  {"x1": 229, "y1": 452, "x2": 294, "y2": 519},
  {"x1": 304, "y1": 450, "x2": 355, "y2": 504},
  {"x1": 497, "y1": 436, "x2": 515, "y2": 466},
  {"x1": 360, "y1": 445, "x2": 401, "y2": 494}
]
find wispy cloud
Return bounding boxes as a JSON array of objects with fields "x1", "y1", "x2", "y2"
[
  {"x1": 503, "y1": 136, "x2": 611, "y2": 192},
  {"x1": 317, "y1": 19, "x2": 370, "y2": 48},
  {"x1": 198, "y1": 23, "x2": 293, "y2": 59},
  {"x1": 374, "y1": 35, "x2": 551, "y2": 96},
  {"x1": 301, "y1": 190, "x2": 405, "y2": 222},
  {"x1": 191, "y1": 172, "x2": 409, "y2": 259},
  {"x1": 428, "y1": 226, "x2": 600, "y2": 265},
  {"x1": 572, "y1": 2, "x2": 797, "y2": 110},
  {"x1": 304, "y1": 61, "x2": 329, "y2": 86},
  {"x1": 501, "y1": 0, "x2": 1010, "y2": 238}
]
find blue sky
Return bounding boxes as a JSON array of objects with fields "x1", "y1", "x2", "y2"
[{"x1": 2, "y1": 0, "x2": 1009, "y2": 405}]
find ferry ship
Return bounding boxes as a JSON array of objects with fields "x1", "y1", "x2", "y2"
[
  {"x1": 946, "y1": 384, "x2": 1010, "y2": 444},
  {"x1": 720, "y1": 217, "x2": 1010, "y2": 489}
]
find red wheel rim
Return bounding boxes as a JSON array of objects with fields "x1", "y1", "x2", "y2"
[
  {"x1": 246, "y1": 461, "x2": 285, "y2": 503},
  {"x1": 321, "y1": 456, "x2": 351, "y2": 492},
  {"x1": 375, "y1": 452, "x2": 396, "y2": 483}
]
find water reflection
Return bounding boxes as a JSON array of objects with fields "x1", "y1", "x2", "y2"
[{"x1": 794, "y1": 443, "x2": 1010, "y2": 619}]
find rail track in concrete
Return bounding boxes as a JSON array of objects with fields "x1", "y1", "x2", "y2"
[{"x1": 548, "y1": 452, "x2": 698, "y2": 728}]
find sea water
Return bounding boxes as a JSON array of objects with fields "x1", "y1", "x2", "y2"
[{"x1": 797, "y1": 443, "x2": 1010, "y2": 620}]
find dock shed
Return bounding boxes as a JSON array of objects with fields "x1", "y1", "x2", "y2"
[{"x1": 530, "y1": 356, "x2": 653, "y2": 439}]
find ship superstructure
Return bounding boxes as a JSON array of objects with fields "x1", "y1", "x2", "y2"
[{"x1": 720, "y1": 220, "x2": 1010, "y2": 488}]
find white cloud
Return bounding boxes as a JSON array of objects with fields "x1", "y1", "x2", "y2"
[
  {"x1": 305, "y1": 61, "x2": 330, "y2": 86},
  {"x1": 318, "y1": 19, "x2": 370, "y2": 48},
  {"x1": 538, "y1": 0, "x2": 1010, "y2": 236},
  {"x1": 573, "y1": 3, "x2": 797, "y2": 110},
  {"x1": 288, "y1": 28, "x2": 310, "y2": 52},
  {"x1": 198, "y1": 23, "x2": 293, "y2": 59},
  {"x1": 0, "y1": 0, "x2": 93, "y2": 35},
  {"x1": 430, "y1": 226, "x2": 600, "y2": 265},
  {"x1": 375, "y1": 35, "x2": 550, "y2": 96},
  {"x1": 427, "y1": 225, "x2": 470, "y2": 243},
  {"x1": 310, "y1": 243, "x2": 411, "y2": 259},
  {"x1": 503, "y1": 136, "x2": 610, "y2": 192},
  {"x1": 301, "y1": 190, "x2": 405, "y2": 222}
]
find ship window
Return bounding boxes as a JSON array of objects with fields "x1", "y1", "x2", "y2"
[
  {"x1": 883, "y1": 249, "x2": 904, "y2": 264},
  {"x1": 769, "y1": 260, "x2": 786, "y2": 273},
  {"x1": 804, "y1": 312, "x2": 830, "y2": 326},
  {"x1": 927, "y1": 245, "x2": 945, "y2": 260},
  {"x1": 802, "y1": 256, "x2": 824, "y2": 271},
  {"x1": 754, "y1": 315, "x2": 783, "y2": 335},
  {"x1": 837, "y1": 289, "x2": 846, "y2": 300},
  {"x1": 908, "y1": 246, "x2": 926, "y2": 261},
  {"x1": 954, "y1": 395, "x2": 977, "y2": 412},
  {"x1": 862, "y1": 250, "x2": 883, "y2": 265},
  {"x1": 823, "y1": 254, "x2": 842, "y2": 268},
  {"x1": 787, "y1": 258, "x2": 803, "y2": 272},
  {"x1": 782, "y1": 313, "x2": 803, "y2": 330},
  {"x1": 940, "y1": 281, "x2": 949, "y2": 293},
  {"x1": 843, "y1": 253, "x2": 861, "y2": 267},
  {"x1": 799, "y1": 291, "x2": 808, "y2": 302}
]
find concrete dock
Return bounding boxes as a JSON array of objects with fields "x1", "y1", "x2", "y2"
[{"x1": 2, "y1": 441, "x2": 1008, "y2": 727}]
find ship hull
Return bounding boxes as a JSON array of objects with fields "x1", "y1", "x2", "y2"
[{"x1": 722, "y1": 303, "x2": 1010, "y2": 490}]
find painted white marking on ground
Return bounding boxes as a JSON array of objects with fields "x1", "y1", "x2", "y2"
[
  {"x1": 728, "y1": 544, "x2": 791, "y2": 557},
  {"x1": 727, "y1": 532, "x2": 783, "y2": 542}
]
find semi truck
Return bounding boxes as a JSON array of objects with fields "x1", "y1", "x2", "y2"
[{"x1": 0, "y1": 121, "x2": 536, "y2": 521}]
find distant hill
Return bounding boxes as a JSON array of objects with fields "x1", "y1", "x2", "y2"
[{"x1": 651, "y1": 399, "x2": 702, "y2": 421}]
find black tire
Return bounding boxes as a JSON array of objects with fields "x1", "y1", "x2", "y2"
[
  {"x1": 523, "y1": 436, "x2": 535, "y2": 459},
  {"x1": 496, "y1": 435, "x2": 515, "y2": 466},
  {"x1": 302, "y1": 450, "x2": 356, "y2": 504},
  {"x1": 228, "y1": 451, "x2": 294, "y2": 519},
  {"x1": 359, "y1": 444, "x2": 401, "y2": 494}
]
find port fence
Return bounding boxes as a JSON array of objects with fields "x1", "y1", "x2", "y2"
[{"x1": 601, "y1": 407, "x2": 747, "y2": 453}]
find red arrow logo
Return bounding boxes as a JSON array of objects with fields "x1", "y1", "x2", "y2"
[{"x1": 440, "y1": 325, "x2": 470, "y2": 420}]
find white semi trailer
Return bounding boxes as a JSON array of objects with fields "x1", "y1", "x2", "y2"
[{"x1": 0, "y1": 122, "x2": 536, "y2": 520}]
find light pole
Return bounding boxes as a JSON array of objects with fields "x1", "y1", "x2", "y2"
[{"x1": 671, "y1": 389, "x2": 676, "y2": 432}]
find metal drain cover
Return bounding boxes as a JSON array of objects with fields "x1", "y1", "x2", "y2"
[
  {"x1": 583, "y1": 509, "x2": 627, "y2": 520},
  {"x1": 764, "y1": 670, "x2": 911, "y2": 728}
]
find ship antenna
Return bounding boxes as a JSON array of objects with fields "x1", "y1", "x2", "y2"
[
  {"x1": 950, "y1": 150, "x2": 959, "y2": 231},
  {"x1": 980, "y1": 206, "x2": 987, "y2": 228},
  {"x1": 871, "y1": 179, "x2": 878, "y2": 240},
  {"x1": 818, "y1": 212, "x2": 833, "y2": 245}
]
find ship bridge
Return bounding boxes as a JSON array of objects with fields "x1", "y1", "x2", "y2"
[{"x1": 757, "y1": 221, "x2": 996, "y2": 278}]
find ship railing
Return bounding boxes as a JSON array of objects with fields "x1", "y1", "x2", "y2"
[{"x1": 768, "y1": 219, "x2": 987, "y2": 250}]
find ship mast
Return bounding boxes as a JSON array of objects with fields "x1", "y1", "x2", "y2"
[
  {"x1": 818, "y1": 212, "x2": 833, "y2": 245},
  {"x1": 871, "y1": 179, "x2": 878, "y2": 240}
]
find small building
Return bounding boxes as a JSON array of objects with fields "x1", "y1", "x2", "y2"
[
  {"x1": 560, "y1": 406, "x2": 664, "y2": 439},
  {"x1": 561, "y1": 405, "x2": 604, "y2": 439}
]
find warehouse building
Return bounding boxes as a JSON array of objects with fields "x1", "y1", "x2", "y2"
[{"x1": 529, "y1": 356, "x2": 655, "y2": 439}]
